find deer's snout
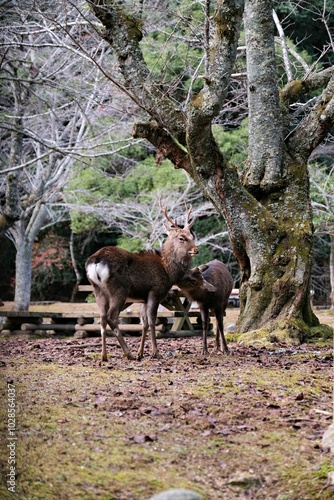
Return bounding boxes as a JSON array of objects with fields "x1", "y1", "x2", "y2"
[{"x1": 189, "y1": 247, "x2": 198, "y2": 255}]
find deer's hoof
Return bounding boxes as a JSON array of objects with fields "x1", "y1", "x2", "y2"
[
  {"x1": 218, "y1": 349, "x2": 230, "y2": 356},
  {"x1": 151, "y1": 352, "x2": 162, "y2": 359},
  {"x1": 137, "y1": 348, "x2": 144, "y2": 360},
  {"x1": 126, "y1": 352, "x2": 135, "y2": 360}
]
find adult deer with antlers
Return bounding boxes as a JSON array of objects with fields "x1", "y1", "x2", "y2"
[{"x1": 85, "y1": 202, "x2": 198, "y2": 362}]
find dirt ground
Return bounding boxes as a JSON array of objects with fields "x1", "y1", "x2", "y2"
[{"x1": 0, "y1": 308, "x2": 333, "y2": 500}]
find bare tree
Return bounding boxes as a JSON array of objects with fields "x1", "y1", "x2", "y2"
[
  {"x1": 76, "y1": 0, "x2": 334, "y2": 343},
  {"x1": 66, "y1": 175, "x2": 231, "y2": 249},
  {"x1": 0, "y1": 1, "x2": 137, "y2": 309}
]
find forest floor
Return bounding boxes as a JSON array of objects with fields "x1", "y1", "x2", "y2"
[{"x1": 0, "y1": 307, "x2": 333, "y2": 500}]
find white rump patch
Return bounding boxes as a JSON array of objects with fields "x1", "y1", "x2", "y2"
[{"x1": 86, "y1": 262, "x2": 110, "y2": 285}]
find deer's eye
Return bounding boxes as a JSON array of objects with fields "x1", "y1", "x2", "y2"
[{"x1": 179, "y1": 236, "x2": 185, "y2": 242}]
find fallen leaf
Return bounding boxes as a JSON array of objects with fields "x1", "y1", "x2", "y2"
[
  {"x1": 57, "y1": 417, "x2": 69, "y2": 424},
  {"x1": 131, "y1": 434, "x2": 157, "y2": 444}
]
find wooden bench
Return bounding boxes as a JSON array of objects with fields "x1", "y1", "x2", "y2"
[
  {"x1": 0, "y1": 285, "x2": 202, "y2": 338},
  {"x1": 0, "y1": 285, "x2": 239, "y2": 338}
]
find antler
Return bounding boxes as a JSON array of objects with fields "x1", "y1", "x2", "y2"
[
  {"x1": 159, "y1": 198, "x2": 195, "y2": 229},
  {"x1": 184, "y1": 201, "x2": 194, "y2": 229},
  {"x1": 159, "y1": 198, "x2": 179, "y2": 228}
]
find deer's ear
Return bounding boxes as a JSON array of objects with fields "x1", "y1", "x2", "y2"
[
  {"x1": 164, "y1": 223, "x2": 172, "y2": 233},
  {"x1": 198, "y1": 264, "x2": 209, "y2": 272}
]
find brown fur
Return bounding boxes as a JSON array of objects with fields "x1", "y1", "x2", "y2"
[
  {"x1": 86, "y1": 225, "x2": 197, "y2": 362},
  {"x1": 177, "y1": 260, "x2": 233, "y2": 354}
]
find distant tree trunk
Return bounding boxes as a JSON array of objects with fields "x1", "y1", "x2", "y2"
[
  {"x1": 13, "y1": 223, "x2": 33, "y2": 311},
  {"x1": 69, "y1": 231, "x2": 82, "y2": 302},
  {"x1": 11, "y1": 202, "x2": 48, "y2": 311}
]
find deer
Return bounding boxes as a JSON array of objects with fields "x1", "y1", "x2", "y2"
[
  {"x1": 85, "y1": 202, "x2": 198, "y2": 362},
  {"x1": 176, "y1": 260, "x2": 233, "y2": 355}
]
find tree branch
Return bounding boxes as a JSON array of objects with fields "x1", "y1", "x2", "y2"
[
  {"x1": 273, "y1": 9, "x2": 293, "y2": 82},
  {"x1": 243, "y1": 0, "x2": 283, "y2": 190},
  {"x1": 287, "y1": 76, "x2": 334, "y2": 160},
  {"x1": 133, "y1": 122, "x2": 190, "y2": 173},
  {"x1": 188, "y1": 0, "x2": 244, "y2": 123},
  {"x1": 186, "y1": 0, "x2": 244, "y2": 179},
  {"x1": 88, "y1": 0, "x2": 187, "y2": 144},
  {"x1": 280, "y1": 66, "x2": 334, "y2": 107}
]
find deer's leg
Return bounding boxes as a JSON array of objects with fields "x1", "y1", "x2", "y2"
[
  {"x1": 200, "y1": 307, "x2": 209, "y2": 356},
  {"x1": 215, "y1": 324, "x2": 221, "y2": 351},
  {"x1": 94, "y1": 291, "x2": 109, "y2": 362},
  {"x1": 114, "y1": 328, "x2": 134, "y2": 360},
  {"x1": 149, "y1": 322, "x2": 159, "y2": 358},
  {"x1": 107, "y1": 305, "x2": 134, "y2": 360},
  {"x1": 215, "y1": 312, "x2": 221, "y2": 351},
  {"x1": 100, "y1": 315, "x2": 108, "y2": 362},
  {"x1": 146, "y1": 296, "x2": 161, "y2": 358},
  {"x1": 138, "y1": 304, "x2": 149, "y2": 360},
  {"x1": 215, "y1": 309, "x2": 229, "y2": 354}
]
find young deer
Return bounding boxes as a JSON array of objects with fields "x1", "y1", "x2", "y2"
[
  {"x1": 85, "y1": 203, "x2": 198, "y2": 362},
  {"x1": 177, "y1": 260, "x2": 233, "y2": 355}
]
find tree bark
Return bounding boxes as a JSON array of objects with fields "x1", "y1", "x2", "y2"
[{"x1": 243, "y1": 0, "x2": 283, "y2": 189}]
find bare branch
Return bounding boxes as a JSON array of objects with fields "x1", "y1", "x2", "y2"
[{"x1": 273, "y1": 9, "x2": 293, "y2": 81}]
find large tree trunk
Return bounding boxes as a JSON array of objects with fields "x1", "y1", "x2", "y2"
[
  {"x1": 90, "y1": 0, "x2": 334, "y2": 344},
  {"x1": 182, "y1": 0, "x2": 320, "y2": 342},
  {"x1": 234, "y1": 155, "x2": 319, "y2": 340},
  {"x1": 187, "y1": 142, "x2": 320, "y2": 343}
]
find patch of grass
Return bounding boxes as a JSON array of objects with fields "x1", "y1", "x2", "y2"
[{"x1": 313, "y1": 460, "x2": 334, "y2": 480}]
